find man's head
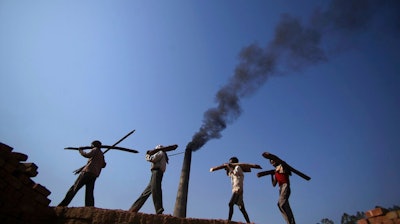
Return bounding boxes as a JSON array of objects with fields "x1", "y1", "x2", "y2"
[
  {"x1": 91, "y1": 140, "x2": 102, "y2": 148},
  {"x1": 155, "y1": 145, "x2": 164, "y2": 149},
  {"x1": 229, "y1": 157, "x2": 239, "y2": 163},
  {"x1": 270, "y1": 159, "x2": 278, "y2": 167}
]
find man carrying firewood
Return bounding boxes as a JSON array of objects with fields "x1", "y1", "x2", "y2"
[
  {"x1": 225, "y1": 156, "x2": 251, "y2": 223},
  {"x1": 269, "y1": 158, "x2": 296, "y2": 224},
  {"x1": 129, "y1": 144, "x2": 177, "y2": 214},
  {"x1": 58, "y1": 140, "x2": 106, "y2": 207}
]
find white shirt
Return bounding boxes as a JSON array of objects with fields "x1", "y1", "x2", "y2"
[
  {"x1": 146, "y1": 150, "x2": 167, "y2": 172},
  {"x1": 228, "y1": 165, "x2": 244, "y2": 193}
]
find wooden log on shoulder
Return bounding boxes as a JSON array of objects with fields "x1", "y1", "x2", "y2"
[
  {"x1": 256, "y1": 169, "x2": 275, "y2": 178},
  {"x1": 147, "y1": 144, "x2": 178, "y2": 156},
  {"x1": 210, "y1": 163, "x2": 262, "y2": 173},
  {"x1": 65, "y1": 145, "x2": 139, "y2": 153},
  {"x1": 262, "y1": 152, "x2": 311, "y2": 181}
]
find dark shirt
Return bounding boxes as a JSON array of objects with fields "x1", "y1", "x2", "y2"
[{"x1": 80, "y1": 147, "x2": 105, "y2": 177}]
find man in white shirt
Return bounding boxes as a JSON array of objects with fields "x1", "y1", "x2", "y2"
[
  {"x1": 129, "y1": 144, "x2": 172, "y2": 214},
  {"x1": 226, "y1": 157, "x2": 251, "y2": 223}
]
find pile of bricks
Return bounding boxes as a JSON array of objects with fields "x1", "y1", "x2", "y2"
[
  {"x1": 358, "y1": 207, "x2": 400, "y2": 224},
  {"x1": 0, "y1": 142, "x2": 53, "y2": 224}
]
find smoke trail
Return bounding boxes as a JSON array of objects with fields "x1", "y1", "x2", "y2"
[{"x1": 187, "y1": 0, "x2": 399, "y2": 151}]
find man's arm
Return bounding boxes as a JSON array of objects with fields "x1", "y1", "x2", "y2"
[
  {"x1": 146, "y1": 150, "x2": 164, "y2": 162},
  {"x1": 79, "y1": 147, "x2": 96, "y2": 158},
  {"x1": 233, "y1": 165, "x2": 243, "y2": 175},
  {"x1": 271, "y1": 172, "x2": 277, "y2": 187},
  {"x1": 210, "y1": 163, "x2": 229, "y2": 172}
]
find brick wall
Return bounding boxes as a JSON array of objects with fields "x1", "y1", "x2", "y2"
[{"x1": 0, "y1": 142, "x2": 53, "y2": 224}]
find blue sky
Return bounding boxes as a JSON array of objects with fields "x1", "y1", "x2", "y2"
[{"x1": 1, "y1": 1, "x2": 399, "y2": 223}]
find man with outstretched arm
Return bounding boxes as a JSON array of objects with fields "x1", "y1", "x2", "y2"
[
  {"x1": 58, "y1": 140, "x2": 106, "y2": 207},
  {"x1": 226, "y1": 157, "x2": 251, "y2": 223}
]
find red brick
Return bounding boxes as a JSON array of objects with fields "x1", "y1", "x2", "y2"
[
  {"x1": 0, "y1": 168, "x2": 8, "y2": 178},
  {"x1": 9, "y1": 188, "x2": 24, "y2": 200},
  {"x1": 386, "y1": 211, "x2": 399, "y2": 220},
  {"x1": 0, "y1": 157, "x2": 5, "y2": 167},
  {"x1": 366, "y1": 207, "x2": 389, "y2": 218},
  {"x1": 369, "y1": 216, "x2": 390, "y2": 223},
  {"x1": 0, "y1": 179, "x2": 6, "y2": 190},
  {"x1": 1, "y1": 192, "x2": 19, "y2": 209},
  {"x1": 357, "y1": 218, "x2": 369, "y2": 224},
  {"x1": 0, "y1": 142, "x2": 13, "y2": 154},
  {"x1": 382, "y1": 220, "x2": 395, "y2": 224},
  {"x1": 20, "y1": 162, "x2": 38, "y2": 177},
  {"x1": 33, "y1": 183, "x2": 51, "y2": 197},
  {"x1": 18, "y1": 174, "x2": 35, "y2": 187},
  {"x1": 34, "y1": 194, "x2": 51, "y2": 206},
  {"x1": 3, "y1": 161, "x2": 18, "y2": 173},
  {"x1": 10, "y1": 152, "x2": 28, "y2": 162},
  {"x1": 5, "y1": 174, "x2": 23, "y2": 189},
  {"x1": 127, "y1": 211, "x2": 141, "y2": 223},
  {"x1": 19, "y1": 203, "x2": 36, "y2": 214}
]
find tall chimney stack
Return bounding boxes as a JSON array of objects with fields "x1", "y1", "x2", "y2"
[{"x1": 173, "y1": 147, "x2": 192, "y2": 217}]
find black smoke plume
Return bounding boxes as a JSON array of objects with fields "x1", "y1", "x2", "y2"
[{"x1": 187, "y1": 0, "x2": 399, "y2": 152}]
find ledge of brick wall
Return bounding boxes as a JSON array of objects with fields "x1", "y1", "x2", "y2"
[
  {"x1": 52, "y1": 206, "x2": 245, "y2": 224},
  {"x1": 0, "y1": 142, "x2": 54, "y2": 224}
]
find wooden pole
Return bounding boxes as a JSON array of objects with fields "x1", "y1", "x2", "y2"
[
  {"x1": 256, "y1": 169, "x2": 275, "y2": 178},
  {"x1": 146, "y1": 144, "x2": 178, "y2": 155},
  {"x1": 104, "y1": 130, "x2": 135, "y2": 154},
  {"x1": 210, "y1": 163, "x2": 262, "y2": 173},
  {"x1": 65, "y1": 145, "x2": 138, "y2": 154},
  {"x1": 71, "y1": 130, "x2": 135, "y2": 174}
]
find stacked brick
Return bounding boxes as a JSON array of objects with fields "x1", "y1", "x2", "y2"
[
  {"x1": 358, "y1": 207, "x2": 400, "y2": 224},
  {"x1": 0, "y1": 142, "x2": 53, "y2": 224}
]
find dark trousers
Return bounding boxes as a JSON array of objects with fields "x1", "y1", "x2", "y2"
[
  {"x1": 129, "y1": 169, "x2": 164, "y2": 214},
  {"x1": 58, "y1": 172, "x2": 97, "y2": 207}
]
